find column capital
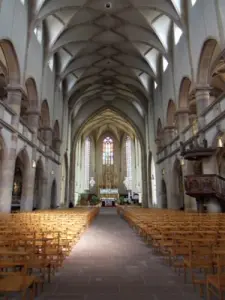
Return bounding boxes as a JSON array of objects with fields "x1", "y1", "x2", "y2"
[
  {"x1": 26, "y1": 108, "x2": 40, "y2": 116},
  {"x1": 195, "y1": 85, "x2": 213, "y2": 96},
  {"x1": 175, "y1": 108, "x2": 190, "y2": 116},
  {"x1": 195, "y1": 84, "x2": 212, "y2": 91},
  {"x1": 164, "y1": 125, "x2": 176, "y2": 131},
  {"x1": 6, "y1": 84, "x2": 25, "y2": 95},
  {"x1": 40, "y1": 127, "x2": 52, "y2": 132},
  {"x1": 53, "y1": 137, "x2": 61, "y2": 144}
]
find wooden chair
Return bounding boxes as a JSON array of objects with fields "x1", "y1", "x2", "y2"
[
  {"x1": 207, "y1": 251, "x2": 225, "y2": 300},
  {"x1": 0, "y1": 262, "x2": 36, "y2": 300}
]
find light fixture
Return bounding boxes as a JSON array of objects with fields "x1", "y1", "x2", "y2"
[
  {"x1": 162, "y1": 168, "x2": 165, "y2": 176},
  {"x1": 32, "y1": 160, "x2": 36, "y2": 168},
  {"x1": 180, "y1": 157, "x2": 185, "y2": 166},
  {"x1": 105, "y1": 2, "x2": 112, "y2": 9},
  {"x1": 51, "y1": 170, "x2": 54, "y2": 175},
  {"x1": 217, "y1": 137, "x2": 223, "y2": 148},
  {"x1": 123, "y1": 177, "x2": 129, "y2": 189},
  {"x1": 90, "y1": 177, "x2": 96, "y2": 187}
]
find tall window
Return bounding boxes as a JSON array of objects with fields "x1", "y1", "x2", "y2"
[
  {"x1": 102, "y1": 137, "x2": 113, "y2": 165},
  {"x1": 126, "y1": 136, "x2": 132, "y2": 188},
  {"x1": 84, "y1": 137, "x2": 90, "y2": 189}
]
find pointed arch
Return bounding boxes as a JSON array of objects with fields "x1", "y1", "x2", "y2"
[
  {"x1": 53, "y1": 120, "x2": 60, "y2": 139},
  {"x1": 38, "y1": 100, "x2": 51, "y2": 142},
  {"x1": 40, "y1": 100, "x2": 50, "y2": 128},
  {"x1": 12, "y1": 148, "x2": 30, "y2": 211},
  {"x1": 33, "y1": 158, "x2": 44, "y2": 210},
  {"x1": 172, "y1": 158, "x2": 184, "y2": 209},
  {"x1": 179, "y1": 77, "x2": 192, "y2": 108},
  {"x1": 25, "y1": 77, "x2": 39, "y2": 109},
  {"x1": 166, "y1": 99, "x2": 176, "y2": 126},
  {"x1": 50, "y1": 179, "x2": 57, "y2": 208},
  {"x1": 0, "y1": 133, "x2": 7, "y2": 200},
  {"x1": 197, "y1": 39, "x2": 220, "y2": 85},
  {"x1": 0, "y1": 39, "x2": 20, "y2": 84},
  {"x1": 102, "y1": 136, "x2": 114, "y2": 165},
  {"x1": 157, "y1": 118, "x2": 163, "y2": 138}
]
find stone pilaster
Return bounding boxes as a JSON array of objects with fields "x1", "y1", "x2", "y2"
[
  {"x1": 175, "y1": 108, "x2": 190, "y2": 134},
  {"x1": 26, "y1": 109, "x2": 40, "y2": 132},
  {"x1": 0, "y1": 132, "x2": 18, "y2": 212},
  {"x1": 43, "y1": 127, "x2": 53, "y2": 146},
  {"x1": 164, "y1": 126, "x2": 176, "y2": 145},
  {"x1": 20, "y1": 166, "x2": 35, "y2": 211},
  {"x1": 6, "y1": 85, "x2": 23, "y2": 127},
  {"x1": 195, "y1": 85, "x2": 213, "y2": 130},
  {"x1": 39, "y1": 176, "x2": 48, "y2": 209},
  {"x1": 53, "y1": 137, "x2": 61, "y2": 153}
]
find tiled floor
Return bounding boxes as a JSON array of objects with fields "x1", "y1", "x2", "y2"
[{"x1": 37, "y1": 208, "x2": 202, "y2": 300}]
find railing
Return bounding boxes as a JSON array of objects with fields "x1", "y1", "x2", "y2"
[{"x1": 184, "y1": 174, "x2": 225, "y2": 199}]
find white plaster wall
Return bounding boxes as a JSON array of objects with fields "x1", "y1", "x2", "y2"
[
  {"x1": 0, "y1": 0, "x2": 28, "y2": 79},
  {"x1": 188, "y1": 0, "x2": 220, "y2": 82}
]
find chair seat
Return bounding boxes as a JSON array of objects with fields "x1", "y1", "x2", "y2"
[
  {"x1": 207, "y1": 275, "x2": 225, "y2": 289},
  {"x1": 184, "y1": 259, "x2": 212, "y2": 268},
  {"x1": 0, "y1": 275, "x2": 36, "y2": 292}
]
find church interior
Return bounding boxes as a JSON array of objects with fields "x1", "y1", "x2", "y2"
[{"x1": 1, "y1": 0, "x2": 225, "y2": 299}]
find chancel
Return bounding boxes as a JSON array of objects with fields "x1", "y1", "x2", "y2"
[{"x1": 0, "y1": 0, "x2": 225, "y2": 299}]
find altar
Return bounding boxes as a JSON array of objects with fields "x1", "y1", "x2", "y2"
[{"x1": 100, "y1": 188, "x2": 118, "y2": 207}]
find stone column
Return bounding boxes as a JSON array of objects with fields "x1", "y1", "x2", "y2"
[
  {"x1": 175, "y1": 109, "x2": 190, "y2": 134},
  {"x1": 20, "y1": 166, "x2": 36, "y2": 211},
  {"x1": 0, "y1": 132, "x2": 18, "y2": 212},
  {"x1": 195, "y1": 85, "x2": 213, "y2": 131},
  {"x1": 39, "y1": 176, "x2": 48, "y2": 209},
  {"x1": 53, "y1": 137, "x2": 61, "y2": 153},
  {"x1": 26, "y1": 109, "x2": 40, "y2": 132},
  {"x1": 155, "y1": 138, "x2": 162, "y2": 152},
  {"x1": 6, "y1": 85, "x2": 23, "y2": 127},
  {"x1": 164, "y1": 126, "x2": 176, "y2": 145},
  {"x1": 43, "y1": 128, "x2": 53, "y2": 147}
]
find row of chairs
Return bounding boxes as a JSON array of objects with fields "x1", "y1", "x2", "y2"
[
  {"x1": 117, "y1": 206, "x2": 225, "y2": 300},
  {"x1": 0, "y1": 207, "x2": 99, "y2": 299}
]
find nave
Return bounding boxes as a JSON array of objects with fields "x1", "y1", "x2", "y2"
[{"x1": 37, "y1": 208, "x2": 200, "y2": 300}]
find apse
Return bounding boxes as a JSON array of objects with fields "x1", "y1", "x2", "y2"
[{"x1": 71, "y1": 108, "x2": 145, "y2": 207}]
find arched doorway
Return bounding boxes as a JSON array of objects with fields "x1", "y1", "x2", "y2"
[
  {"x1": 12, "y1": 149, "x2": 30, "y2": 212},
  {"x1": 173, "y1": 160, "x2": 185, "y2": 209},
  {"x1": 50, "y1": 179, "x2": 57, "y2": 208},
  {"x1": 161, "y1": 179, "x2": 168, "y2": 208},
  {"x1": 151, "y1": 156, "x2": 157, "y2": 206},
  {"x1": 60, "y1": 154, "x2": 68, "y2": 206},
  {"x1": 148, "y1": 151, "x2": 152, "y2": 204},
  {"x1": 33, "y1": 159, "x2": 44, "y2": 210}
]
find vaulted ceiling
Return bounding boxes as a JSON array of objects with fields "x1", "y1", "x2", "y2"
[
  {"x1": 31, "y1": 0, "x2": 183, "y2": 118},
  {"x1": 81, "y1": 108, "x2": 136, "y2": 140}
]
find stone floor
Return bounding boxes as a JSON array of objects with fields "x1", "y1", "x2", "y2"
[{"x1": 35, "y1": 208, "x2": 204, "y2": 300}]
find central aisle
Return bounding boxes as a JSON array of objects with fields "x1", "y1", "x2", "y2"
[{"x1": 39, "y1": 208, "x2": 201, "y2": 300}]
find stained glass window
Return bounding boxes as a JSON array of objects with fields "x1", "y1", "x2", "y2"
[
  {"x1": 102, "y1": 137, "x2": 113, "y2": 165},
  {"x1": 126, "y1": 136, "x2": 132, "y2": 188},
  {"x1": 84, "y1": 137, "x2": 90, "y2": 189}
]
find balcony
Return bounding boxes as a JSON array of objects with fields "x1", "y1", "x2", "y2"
[{"x1": 184, "y1": 174, "x2": 225, "y2": 199}]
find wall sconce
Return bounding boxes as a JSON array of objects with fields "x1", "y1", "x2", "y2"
[
  {"x1": 90, "y1": 177, "x2": 96, "y2": 187},
  {"x1": 32, "y1": 160, "x2": 36, "y2": 168},
  {"x1": 217, "y1": 137, "x2": 223, "y2": 148},
  {"x1": 162, "y1": 168, "x2": 165, "y2": 176},
  {"x1": 51, "y1": 170, "x2": 54, "y2": 175},
  {"x1": 180, "y1": 157, "x2": 185, "y2": 166}
]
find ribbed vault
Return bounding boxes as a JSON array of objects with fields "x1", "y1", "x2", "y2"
[
  {"x1": 80, "y1": 108, "x2": 136, "y2": 141},
  {"x1": 30, "y1": 0, "x2": 183, "y2": 117}
]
